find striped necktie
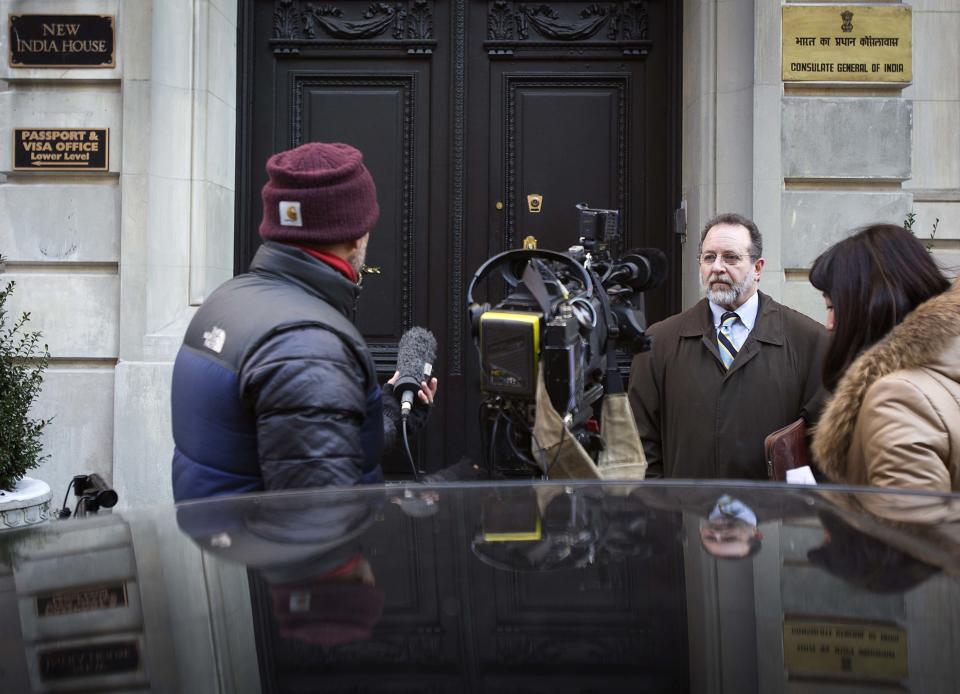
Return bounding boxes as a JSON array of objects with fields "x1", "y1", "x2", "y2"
[{"x1": 717, "y1": 312, "x2": 740, "y2": 369}]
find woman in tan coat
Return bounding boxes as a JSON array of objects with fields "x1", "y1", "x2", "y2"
[{"x1": 809, "y1": 224, "x2": 960, "y2": 492}]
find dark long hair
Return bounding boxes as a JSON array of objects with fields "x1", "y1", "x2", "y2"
[
  {"x1": 808, "y1": 511, "x2": 939, "y2": 593},
  {"x1": 809, "y1": 224, "x2": 950, "y2": 390}
]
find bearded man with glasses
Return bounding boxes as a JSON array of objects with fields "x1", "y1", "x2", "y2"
[{"x1": 628, "y1": 212, "x2": 828, "y2": 479}]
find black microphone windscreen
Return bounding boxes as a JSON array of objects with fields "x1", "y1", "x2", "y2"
[{"x1": 396, "y1": 327, "x2": 437, "y2": 383}]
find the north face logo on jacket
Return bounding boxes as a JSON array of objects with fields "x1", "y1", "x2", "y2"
[{"x1": 203, "y1": 326, "x2": 226, "y2": 353}]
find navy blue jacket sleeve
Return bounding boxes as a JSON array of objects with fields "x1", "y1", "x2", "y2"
[{"x1": 239, "y1": 325, "x2": 369, "y2": 489}]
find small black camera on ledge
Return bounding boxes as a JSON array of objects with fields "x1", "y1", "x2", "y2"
[
  {"x1": 58, "y1": 473, "x2": 119, "y2": 519},
  {"x1": 466, "y1": 202, "x2": 667, "y2": 476}
]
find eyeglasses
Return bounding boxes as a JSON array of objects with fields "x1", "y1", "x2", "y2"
[{"x1": 698, "y1": 252, "x2": 752, "y2": 266}]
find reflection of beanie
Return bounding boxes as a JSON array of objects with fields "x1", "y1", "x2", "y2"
[
  {"x1": 259, "y1": 142, "x2": 379, "y2": 245},
  {"x1": 270, "y1": 580, "x2": 385, "y2": 648}
]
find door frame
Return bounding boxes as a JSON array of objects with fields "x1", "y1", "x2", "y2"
[{"x1": 234, "y1": 1, "x2": 682, "y2": 466}]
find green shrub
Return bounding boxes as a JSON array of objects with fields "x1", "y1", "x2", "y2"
[
  {"x1": 904, "y1": 211, "x2": 940, "y2": 252},
  {"x1": 0, "y1": 263, "x2": 51, "y2": 491}
]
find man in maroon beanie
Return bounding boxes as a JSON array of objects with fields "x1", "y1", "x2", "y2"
[{"x1": 170, "y1": 142, "x2": 436, "y2": 501}]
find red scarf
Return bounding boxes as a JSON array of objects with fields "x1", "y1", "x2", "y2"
[{"x1": 295, "y1": 245, "x2": 358, "y2": 283}]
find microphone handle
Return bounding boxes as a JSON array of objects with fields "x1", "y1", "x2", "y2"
[
  {"x1": 400, "y1": 389, "x2": 416, "y2": 416},
  {"x1": 393, "y1": 375, "x2": 421, "y2": 417}
]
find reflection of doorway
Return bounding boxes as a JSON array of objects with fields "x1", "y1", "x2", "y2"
[
  {"x1": 247, "y1": 490, "x2": 690, "y2": 691},
  {"x1": 237, "y1": 1, "x2": 682, "y2": 471}
]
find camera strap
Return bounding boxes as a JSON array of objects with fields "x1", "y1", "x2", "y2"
[
  {"x1": 521, "y1": 262, "x2": 554, "y2": 317},
  {"x1": 605, "y1": 342, "x2": 624, "y2": 395},
  {"x1": 582, "y1": 265, "x2": 625, "y2": 396}
]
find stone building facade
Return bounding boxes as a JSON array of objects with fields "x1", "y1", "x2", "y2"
[{"x1": 0, "y1": 0, "x2": 956, "y2": 507}]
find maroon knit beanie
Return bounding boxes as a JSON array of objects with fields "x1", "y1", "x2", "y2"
[
  {"x1": 270, "y1": 581, "x2": 386, "y2": 647},
  {"x1": 259, "y1": 142, "x2": 379, "y2": 245}
]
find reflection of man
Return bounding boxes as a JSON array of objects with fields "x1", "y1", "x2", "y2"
[
  {"x1": 628, "y1": 213, "x2": 827, "y2": 479},
  {"x1": 268, "y1": 555, "x2": 385, "y2": 648},
  {"x1": 699, "y1": 495, "x2": 762, "y2": 559},
  {"x1": 177, "y1": 490, "x2": 387, "y2": 647},
  {"x1": 629, "y1": 485, "x2": 815, "y2": 561},
  {"x1": 170, "y1": 142, "x2": 435, "y2": 502}
]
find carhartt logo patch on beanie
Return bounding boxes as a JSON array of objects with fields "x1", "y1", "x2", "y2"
[
  {"x1": 259, "y1": 142, "x2": 379, "y2": 244},
  {"x1": 279, "y1": 201, "x2": 302, "y2": 227}
]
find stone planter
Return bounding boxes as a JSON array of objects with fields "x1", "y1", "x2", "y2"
[{"x1": 0, "y1": 476, "x2": 51, "y2": 531}]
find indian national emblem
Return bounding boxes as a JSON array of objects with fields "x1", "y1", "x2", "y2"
[{"x1": 840, "y1": 10, "x2": 854, "y2": 33}]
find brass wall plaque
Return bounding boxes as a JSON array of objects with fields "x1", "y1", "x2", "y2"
[
  {"x1": 13, "y1": 128, "x2": 109, "y2": 172},
  {"x1": 782, "y1": 5, "x2": 912, "y2": 82},
  {"x1": 39, "y1": 640, "x2": 140, "y2": 680},
  {"x1": 9, "y1": 14, "x2": 115, "y2": 68},
  {"x1": 36, "y1": 583, "x2": 128, "y2": 617},
  {"x1": 783, "y1": 618, "x2": 908, "y2": 680}
]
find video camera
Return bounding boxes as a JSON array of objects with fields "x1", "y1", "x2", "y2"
[
  {"x1": 466, "y1": 203, "x2": 667, "y2": 476},
  {"x1": 472, "y1": 487, "x2": 663, "y2": 572}
]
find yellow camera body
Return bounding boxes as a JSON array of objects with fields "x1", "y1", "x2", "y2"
[{"x1": 479, "y1": 311, "x2": 541, "y2": 398}]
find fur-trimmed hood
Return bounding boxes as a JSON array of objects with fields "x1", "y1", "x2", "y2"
[
  {"x1": 817, "y1": 490, "x2": 960, "y2": 577},
  {"x1": 812, "y1": 279, "x2": 960, "y2": 481}
]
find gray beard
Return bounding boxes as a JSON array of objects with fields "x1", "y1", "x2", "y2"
[
  {"x1": 701, "y1": 271, "x2": 755, "y2": 308},
  {"x1": 349, "y1": 238, "x2": 368, "y2": 275}
]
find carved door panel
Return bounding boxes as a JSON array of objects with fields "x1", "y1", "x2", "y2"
[
  {"x1": 468, "y1": 0, "x2": 681, "y2": 310},
  {"x1": 241, "y1": 1, "x2": 452, "y2": 474},
  {"x1": 478, "y1": 3, "x2": 653, "y2": 255}
]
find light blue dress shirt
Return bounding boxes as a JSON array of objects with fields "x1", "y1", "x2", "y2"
[{"x1": 708, "y1": 291, "x2": 759, "y2": 352}]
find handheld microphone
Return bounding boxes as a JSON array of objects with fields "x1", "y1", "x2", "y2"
[{"x1": 394, "y1": 327, "x2": 437, "y2": 418}]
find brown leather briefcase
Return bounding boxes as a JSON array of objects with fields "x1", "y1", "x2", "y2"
[{"x1": 764, "y1": 418, "x2": 809, "y2": 481}]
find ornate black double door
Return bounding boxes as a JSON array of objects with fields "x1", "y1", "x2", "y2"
[{"x1": 238, "y1": 1, "x2": 681, "y2": 473}]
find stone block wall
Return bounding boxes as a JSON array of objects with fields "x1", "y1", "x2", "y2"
[
  {"x1": 0, "y1": 0, "x2": 123, "y2": 501},
  {"x1": 780, "y1": 1, "x2": 914, "y2": 321},
  {"x1": 681, "y1": 0, "x2": 958, "y2": 322},
  {"x1": 0, "y1": 0, "x2": 236, "y2": 509},
  {"x1": 779, "y1": 0, "x2": 960, "y2": 319}
]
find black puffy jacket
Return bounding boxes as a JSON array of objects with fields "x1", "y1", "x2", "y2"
[{"x1": 171, "y1": 243, "x2": 385, "y2": 501}]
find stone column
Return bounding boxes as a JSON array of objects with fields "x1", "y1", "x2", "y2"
[
  {"x1": 113, "y1": 0, "x2": 237, "y2": 508},
  {"x1": 681, "y1": 0, "x2": 760, "y2": 308}
]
